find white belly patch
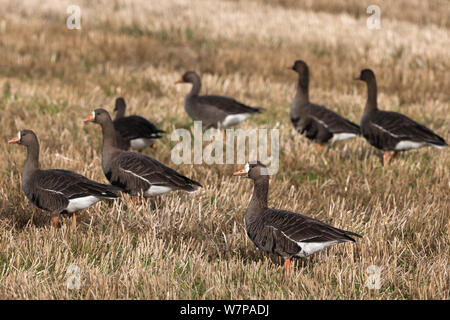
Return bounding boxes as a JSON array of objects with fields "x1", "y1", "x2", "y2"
[
  {"x1": 130, "y1": 138, "x2": 153, "y2": 150},
  {"x1": 66, "y1": 196, "x2": 100, "y2": 213},
  {"x1": 331, "y1": 133, "x2": 357, "y2": 142},
  {"x1": 145, "y1": 185, "x2": 174, "y2": 196},
  {"x1": 395, "y1": 140, "x2": 426, "y2": 151},
  {"x1": 296, "y1": 241, "x2": 338, "y2": 257},
  {"x1": 222, "y1": 113, "x2": 251, "y2": 127}
]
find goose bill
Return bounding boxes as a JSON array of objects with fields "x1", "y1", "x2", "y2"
[
  {"x1": 83, "y1": 112, "x2": 95, "y2": 122},
  {"x1": 8, "y1": 136, "x2": 20, "y2": 144},
  {"x1": 233, "y1": 169, "x2": 247, "y2": 176},
  {"x1": 175, "y1": 78, "x2": 184, "y2": 84}
]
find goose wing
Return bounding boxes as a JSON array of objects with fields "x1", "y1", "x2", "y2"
[
  {"x1": 197, "y1": 95, "x2": 262, "y2": 115},
  {"x1": 264, "y1": 209, "x2": 361, "y2": 244},
  {"x1": 308, "y1": 104, "x2": 360, "y2": 134},
  {"x1": 114, "y1": 116, "x2": 164, "y2": 140},
  {"x1": 107, "y1": 152, "x2": 202, "y2": 194},
  {"x1": 369, "y1": 111, "x2": 446, "y2": 145},
  {"x1": 26, "y1": 170, "x2": 119, "y2": 212}
]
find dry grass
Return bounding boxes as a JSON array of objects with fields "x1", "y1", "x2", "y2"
[{"x1": 0, "y1": 0, "x2": 448, "y2": 299}]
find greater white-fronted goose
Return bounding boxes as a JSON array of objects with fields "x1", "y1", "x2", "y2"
[
  {"x1": 233, "y1": 162, "x2": 361, "y2": 274},
  {"x1": 8, "y1": 130, "x2": 120, "y2": 230},
  {"x1": 113, "y1": 97, "x2": 165, "y2": 152},
  {"x1": 175, "y1": 71, "x2": 263, "y2": 129},
  {"x1": 355, "y1": 69, "x2": 447, "y2": 167},
  {"x1": 84, "y1": 109, "x2": 202, "y2": 198},
  {"x1": 289, "y1": 60, "x2": 360, "y2": 151}
]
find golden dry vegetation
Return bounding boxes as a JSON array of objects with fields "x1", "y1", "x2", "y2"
[{"x1": 0, "y1": 0, "x2": 448, "y2": 299}]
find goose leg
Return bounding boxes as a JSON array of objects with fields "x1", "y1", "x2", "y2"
[
  {"x1": 151, "y1": 144, "x2": 157, "y2": 149},
  {"x1": 316, "y1": 144, "x2": 323, "y2": 152},
  {"x1": 383, "y1": 152, "x2": 390, "y2": 168},
  {"x1": 217, "y1": 123, "x2": 226, "y2": 142},
  {"x1": 284, "y1": 258, "x2": 291, "y2": 275},
  {"x1": 131, "y1": 197, "x2": 138, "y2": 204},
  {"x1": 71, "y1": 212, "x2": 78, "y2": 231},
  {"x1": 392, "y1": 151, "x2": 398, "y2": 161},
  {"x1": 52, "y1": 216, "x2": 59, "y2": 229}
]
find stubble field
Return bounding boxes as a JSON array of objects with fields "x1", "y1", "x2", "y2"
[{"x1": 0, "y1": 0, "x2": 448, "y2": 299}]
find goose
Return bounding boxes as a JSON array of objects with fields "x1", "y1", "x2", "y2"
[
  {"x1": 233, "y1": 161, "x2": 361, "y2": 274},
  {"x1": 289, "y1": 60, "x2": 360, "y2": 151},
  {"x1": 355, "y1": 69, "x2": 447, "y2": 167},
  {"x1": 113, "y1": 97, "x2": 165, "y2": 152},
  {"x1": 8, "y1": 130, "x2": 120, "y2": 230},
  {"x1": 83, "y1": 108, "x2": 202, "y2": 198},
  {"x1": 175, "y1": 71, "x2": 263, "y2": 129}
]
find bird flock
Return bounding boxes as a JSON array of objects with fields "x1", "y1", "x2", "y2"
[{"x1": 7, "y1": 60, "x2": 447, "y2": 274}]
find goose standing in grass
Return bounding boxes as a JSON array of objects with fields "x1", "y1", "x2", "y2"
[
  {"x1": 175, "y1": 71, "x2": 263, "y2": 130},
  {"x1": 289, "y1": 60, "x2": 360, "y2": 151},
  {"x1": 84, "y1": 109, "x2": 202, "y2": 199},
  {"x1": 355, "y1": 69, "x2": 447, "y2": 167},
  {"x1": 113, "y1": 97, "x2": 165, "y2": 152},
  {"x1": 233, "y1": 162, "x2": 361, "y2": 275},
  {"x1": 8, "y1": 130, "x2": 120, "y2": 230}
]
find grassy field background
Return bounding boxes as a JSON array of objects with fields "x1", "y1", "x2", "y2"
[{"x1": 0, "y1": 0, "x2": 448, "y2": 299}]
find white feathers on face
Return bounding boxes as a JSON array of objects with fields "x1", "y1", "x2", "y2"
[
  {"x1": 246, "y1": 161, "x2": 270, "y2": 176},
  {"x1": 17, "y1": 131, "x2": 22, "y2": 142},
  {"x1": 92, "y1": 111, "x2": 96, "y2": 120}
]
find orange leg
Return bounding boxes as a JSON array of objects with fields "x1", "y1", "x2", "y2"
[
  {"x1": 151, "y1": 144, "x2": 157, "y2": 149},
  {"x1": 284, "y1": 258, "x2": 291, "y2": 275},
  {"x1": 392, "y1": 151, "x2": 398, "y2": 160},
  {"x1": 71, "y1": 212, "x2": 78, "y2": 231},
  {"x1": 52, "y1": 216, "x2": 58, "y2": 229},
  {"x1": 131, "y1": 197, "x2": 138, "y2": 204},
  {"x1": 383, "y1": 152, "x2": 390, "y2": 168},
  {"x1": 316, "y1": 144, "x2": 323, "y2": 152}
]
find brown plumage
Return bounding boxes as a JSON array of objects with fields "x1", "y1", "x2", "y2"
[
  {"x1": 7, "y1": 130, "x2": 120, "y2": 230},
  {"x1": 355, "y1": 69, "x2": 447, "y2": 166},
  {"x1": 113, "y1": 97, "x2": 165, "y2": 152},
  {"x1": 84, "y1": 109, "x2": 202, "y2": 197},
  {"x1": 233, "y1": 162, "x2": 361, "y2": 274},
  {"x1": 289, "y1": 60, "x2": 360, "y2": 150},
  {"x1": 175, "y1": 71, "x2": 263, "y2": 129}
]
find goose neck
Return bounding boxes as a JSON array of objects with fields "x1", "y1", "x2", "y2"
[
  {"x1": 22, "y1": 141, "x2": 40, "y2": 184},
  {"x1": 247, "y1": 176, "x2": 269, "y2": 217},
  {"x1": 364, "y1": 78, "x2": 378, "y2": 112}
]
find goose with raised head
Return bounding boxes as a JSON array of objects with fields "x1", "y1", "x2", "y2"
[
  {"x1": 113, "y1": 97, "x2": 165, "y2": 152},
  {"x1": 84, "y1": 109, "x2": 202, "y2": 198},
  {"x1": 289, "y1": 60, "x2": 360, "y2": 152},
  {"x1": 8, "y1": 130, "x2": 120, "y2": 230},
  {"x1": 233, "y1": 161, "x2": 361, "y2": 274},
  {"x1": 175, "y1": 71, "x2": 263, "y2": 129},
  {"x1": 355, "y1": 69, "x2": 447, "y2": 167}
]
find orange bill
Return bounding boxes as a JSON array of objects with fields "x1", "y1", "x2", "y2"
[
  {"x1": 233, "y1": 168, "x2": 247, "y2": 176},
  {"x1": 8, "y1": 137, "x2": 19, "y2": 144},
  {"x1": 83, "y1": 114, "x2": 94, "y2": 122},
  {"x1": 174, "y1": 77, "x2": 184, "y2": 84}
]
